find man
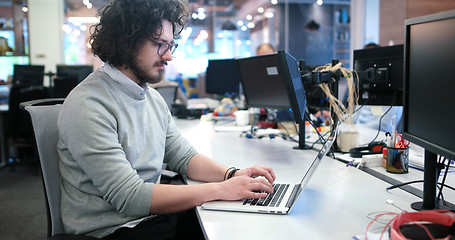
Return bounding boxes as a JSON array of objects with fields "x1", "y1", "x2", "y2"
[{"x1": 57, "y1": 0, "x2": 275, "y2": 239}]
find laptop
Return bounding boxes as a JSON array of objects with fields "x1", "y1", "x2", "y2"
[{"x1": 201, "y1": 129, "x2": 337, "y2": 215}]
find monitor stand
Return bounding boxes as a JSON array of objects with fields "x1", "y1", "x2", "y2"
[
  {"x1": 293, "y1": 118, "x2": 312, "y2": 150},
  {"x1": 411, "y1": 150, "x2": 449, "y2": 210}
]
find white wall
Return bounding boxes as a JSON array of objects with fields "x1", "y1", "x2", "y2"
[
  {"x1": 364, "y1": 0, "x2": 379, "y2": 46},
  {"x1": 28, "y1": 0, "x2": 65, "y2": 86}
]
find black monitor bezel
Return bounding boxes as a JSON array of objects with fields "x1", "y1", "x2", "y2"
[
  {"x1": 402, "y1": 9, "x2": 455, "y2": 210},
  {"x1": 277, "y1": 50, "x2": 307, "y2": 124},
  {"x1": 402, "y1": 9, "x2": 455, "y2": 161}
]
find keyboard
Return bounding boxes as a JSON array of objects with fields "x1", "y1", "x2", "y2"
[{"x1": 242, "y1": 184, "x2": 290, "y2": 207}]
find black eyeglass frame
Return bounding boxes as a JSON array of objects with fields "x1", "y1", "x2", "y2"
[{"x1": 151, "y1": 39, "x2": 178, "y2": 56}]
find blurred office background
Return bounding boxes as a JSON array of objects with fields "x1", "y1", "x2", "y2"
[{"x1": 1, "y1": 0, "x2": 454, "y2": 97}]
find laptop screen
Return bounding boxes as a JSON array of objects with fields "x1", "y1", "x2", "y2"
[{"x1": 298, "y1": 129, "x2": 336, "y2": 187}]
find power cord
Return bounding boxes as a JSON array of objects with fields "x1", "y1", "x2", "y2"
[{"x1": 386, "y1": 157, "x2": 455, "y2": 209}]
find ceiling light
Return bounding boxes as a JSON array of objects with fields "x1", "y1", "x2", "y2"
[
  {"x1": 246, "y1": 15, "x2": 252, "y2": 21},
  {"x1": 198, "y1": 12, "x2": 206, "y2": 20},
  {"x1": 316, "y1": 0, "x2": 323, "y2": 5},
  {"x1": 68, "y1": 17, "x2": 100, "y2": 24},
  {"x1": 257, "y1": 7, "x2": 264, "y2": 13},
  {"x1": 237, "y1": 20, "x2": 244, "y2": 26},
  {"x1": 21, "y1": 6, "x2": 28, "y2": 13},
  {"x1": 271, "y1": 0, "x2": 278, "y2": 4},
  {"x1": 62, "y1": 24, "x2": 72, "y2": 34},
  {"x1": 265, "y1": 12, "x2": 274, "y2": 18},
  {"x1": 69, "y1": 36, "x2": 77, "y2": 43},
  {"x1": 241, "y1": 25, "x2": 248, "y2": 31},
  {"x1": 247, "y1": 22, "x2": 255, "y2": 28},
  {"x1": 72, "y1": 29, "x2": 81, "y2": 37}
]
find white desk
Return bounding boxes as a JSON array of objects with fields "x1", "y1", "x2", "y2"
[
  {"x1": 332, "y1": 126, "x2": 455, "y2": 209},
  {"x1": 175, "y1": 119, "x2": 422, "y2": 240}
]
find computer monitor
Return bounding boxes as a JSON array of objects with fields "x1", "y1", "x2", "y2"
[
  {"x1": 55, "y1": 65, "x2": 93, "y2": 97},
  {"x1": 353, "y1": 45, "x2": 404, "y2": 106},
  {"x1": 56, "y1": 65, "x2": 93, "y2": 83},
  {"x1": 277, "y1": 50, "x2": 307, "y2": 124},
  {"x1": 237, "y1": 50, "x2": 310, "y2": 149},
  {"x1": 403, "y1": 9, "x2": 455, "y2": 210},
  {"x1": 237, "y1": 53, "x2": 293, "y2": 110},
  {"x1": 12, "y1": 64, "x2": 45, "y2": 86},
  {"x1": 205, "y1": 59, "x2": 240, "y2": 96}
]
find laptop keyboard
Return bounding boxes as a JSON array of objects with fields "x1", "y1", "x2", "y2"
[{"x1": 242, "y1": 184, "x2": 290, "y2": 207}]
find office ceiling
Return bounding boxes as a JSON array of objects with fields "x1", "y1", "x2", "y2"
[{"x1": 64, "y1": 0, "x2": 251, "y2": 13}]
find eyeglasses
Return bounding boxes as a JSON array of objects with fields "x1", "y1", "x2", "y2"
[{"x1": 152, "y1": 40, "x2": 178, "y2": 56}]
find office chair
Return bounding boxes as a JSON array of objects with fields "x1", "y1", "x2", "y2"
[
  {"x1": 20, "y1": 98, "x2": 98, "y2": 240},
  {"x1": 154, "y1": 85, "x2": 178, "y2": 112},
  {"x1": 6, "y1": 85, "x2": 50, "y2": 171}
]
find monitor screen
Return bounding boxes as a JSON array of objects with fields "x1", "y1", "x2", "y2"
[
  {"x1": 403, "y1": 11, "x2": 455, "y2": 161},
  {"x1": 237, "y1": 53, "x2": 292, "y2": 110},
  {"x1": 353, "y1": 45, "x2": 404, "y2": 106},
  {"x1": 205, "y1": 59, "x2": 240, "y2": 96},
  {"x1": 12, "y1": 64, "x2": 45, "y2": 86},
  {"x1": 56, "y1": 65, "x2": 93, "y2": 83},
  {"x1": 55, "y1": 65, "x2": 93, "y2": 97},
  {"x1": 403, "y1": 9, "x2": 455, "y2": 210}
]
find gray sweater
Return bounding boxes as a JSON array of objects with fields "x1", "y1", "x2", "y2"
[{"x1": 57, "y1": 64, "x2": 197, "y2": 237}]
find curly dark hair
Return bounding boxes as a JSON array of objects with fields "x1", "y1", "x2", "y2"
[{"x1": 89, "y1": 0, "x2": 189, "y2": 68}]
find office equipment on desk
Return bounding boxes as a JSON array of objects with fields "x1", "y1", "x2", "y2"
[
  {"x1": 205, "y1": 58, "x2": 241, "y2": 97},
  {"x1": 337, "y1": 130, "x2": 359, "y2": 152},
  {"x1": 237, "y1": 52, "x2": 293, "y2": 110},
  {"x1": 178, "y1": 118, "x2": 425, "y2": 239},
  {"x1": 386, "y1": 147, "x2": 410, "y2": 174},
  {"x1": 353, "y1": 45, "x2": 404, "y2": 106},
  {"x1": 349, "y1": 141, "x2": 386, "y2": 158},
  {"x1": 54, "y1": 65, "x2": 93, "y2": 98},
  {"x1": 201, "y1": 128, "x2": 336, "y2": 214},
  {"x1": 237, "y1": 50, "x2": 317, "y2": 149},
  {"x1": 12, "y1": 64, "x2": 45, "y2": 87},
  {"x1": 402, "y1": 9, "x2": 455, "y2": 210}
]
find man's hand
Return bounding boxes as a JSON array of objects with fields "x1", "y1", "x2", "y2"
[
  {"x1": 219, "y1": 175, "x2": 273, "y2": 200},
  {"x1": 235, "y1": 165, "x2": 276, "y2": 184}
]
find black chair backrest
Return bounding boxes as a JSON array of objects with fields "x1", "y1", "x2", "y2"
[{"x1": 7, "y1": 85, "x2": 50, "y2": 139}]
